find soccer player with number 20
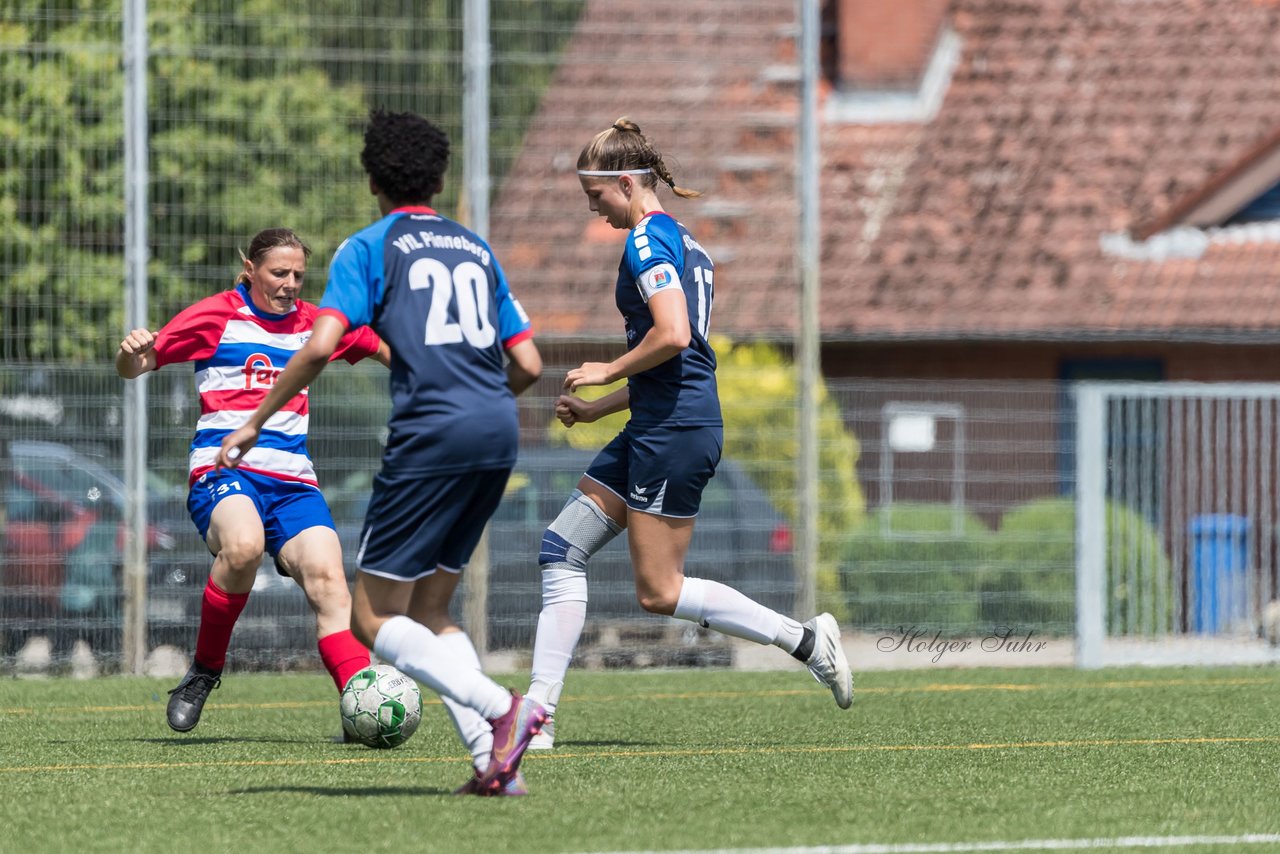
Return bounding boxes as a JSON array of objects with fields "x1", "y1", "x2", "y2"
[{"x1": 218, "y1": 110, "x2": 546, "y2": 797}]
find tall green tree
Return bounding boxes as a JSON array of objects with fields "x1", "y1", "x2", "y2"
[
  {"x1": 1, "y1": 1, "x2": 370, "y2": 361},
  {"x1": 0, "y1": 0, "x2": 584, "y2": 362}
]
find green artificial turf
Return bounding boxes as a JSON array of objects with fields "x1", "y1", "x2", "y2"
[{"x1": 2, "y1": 666, "x2": 1279, "y2": 853}]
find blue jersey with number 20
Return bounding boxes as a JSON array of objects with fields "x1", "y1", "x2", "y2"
[{"x1": 319, "y1": 207, "x2": 533, "y2": 477}]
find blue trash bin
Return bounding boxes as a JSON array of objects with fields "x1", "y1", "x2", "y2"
[{"x1": 1188, "y1": 514, "x2": 1250, "y2": 633}]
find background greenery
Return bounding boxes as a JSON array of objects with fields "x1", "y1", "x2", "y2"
[
  {"x1": 0, "y1": 0, "x2": 584, "y2": 361},
  {"x1": 842, "y1": 498, "x2": 1174, "y2": 635}
]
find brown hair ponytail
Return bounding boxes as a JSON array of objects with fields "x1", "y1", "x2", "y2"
[{"x1": 577, "y1": 117, "x2": 702, "y2": 199}]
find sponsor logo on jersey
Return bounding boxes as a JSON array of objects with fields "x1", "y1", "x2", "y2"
[{"x1": 242, "y1": 353, "x2": 284, "y2": 389}]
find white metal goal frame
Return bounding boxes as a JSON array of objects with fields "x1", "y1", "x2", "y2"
[{"x1": 1076, "y1": 382, "x2": 1280, "y2": 668}]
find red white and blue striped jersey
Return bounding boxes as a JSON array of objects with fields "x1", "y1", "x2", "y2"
[{"x1": 153, "y1": 283, "x2": 381, "y2": 486}]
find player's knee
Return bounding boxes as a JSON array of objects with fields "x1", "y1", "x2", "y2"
[
  {"x1": 636, "y1": 588, "x2": 678, "y2": 616},
  {"x1": 538, "y1": 527, "x2": 577, "y2": 569},
  {"x1": 216, "y1": 536, "x2": 265, "y2": 575},
  {"x1": 415, "y1": 606, "x2": 454, "y2": 634},
  {"x1": 538, "y1": 489, "x2": 621, "y2": 571}
]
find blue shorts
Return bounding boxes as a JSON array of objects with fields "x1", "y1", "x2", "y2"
[
  {"x1": 355, "y1": 468, "x2": 511, "y2": 581},
  {"x1": 585, "y1": 424, "x2": 722, "y2": 517},
  {"x1": 187, "y1": 468, "x2": 336, "y2": 573}
]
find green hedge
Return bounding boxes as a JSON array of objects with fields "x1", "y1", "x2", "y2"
[
  {"x1": 842, "y1": 498, "x2": 1173, "y2": 636},
  {"x1": 983, "y1": 497, "x2": 1173, "y2": 635},
  {"x1": 840, "y1": 503, "x2": 993, "y2": 630}
]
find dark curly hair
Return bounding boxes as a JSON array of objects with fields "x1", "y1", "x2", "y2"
[{"x1": 360, "y1": 109, "x2": 451, "y2": 205}]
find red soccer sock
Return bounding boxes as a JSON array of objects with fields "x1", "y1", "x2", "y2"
[
  {"x1": 193, "y1": 578, "x2": 250, "y2": 672},
  {"x1": 318, "y1": 629, "x2": 371, "y2": 692}
]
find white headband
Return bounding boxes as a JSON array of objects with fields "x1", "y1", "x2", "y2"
[{"x1": 576, "y1": 168, "x2": 653, "y2": 177}]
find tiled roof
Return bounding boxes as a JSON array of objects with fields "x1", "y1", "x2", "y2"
[{"x1": 491, "y1": 0, "x2": 1280, "y2": 342}]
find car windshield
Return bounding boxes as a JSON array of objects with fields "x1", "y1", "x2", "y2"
[
  {"x1": 11, "y1": 447, "x2": 117, "y2": 511},
  {"x1": 7, "y1": 442, "x2": 182, "y2": 520}
]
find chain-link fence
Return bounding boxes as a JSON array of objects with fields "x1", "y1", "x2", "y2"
[
  {"x1": 2, "y1": 357, "x2": 1090, "y2": 672},
  {"x1": 2, "y1": 1, "x2": 829, "y2": 675},
  {"x1": 9, "y1": 2, "x2": 1279, "y2": 677}
]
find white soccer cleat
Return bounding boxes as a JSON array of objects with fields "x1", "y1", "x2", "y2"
[
  {"x1": 804, "y1": 613, "x2": 853, "y2": 709},
  {"x1": 527, "y1": 713, "x2": 555, "y2": 750}
]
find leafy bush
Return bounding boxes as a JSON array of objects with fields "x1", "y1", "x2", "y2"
[
  {"x1": 979, "y1": 499, "x2": 1076, "y2": 633},
  {"x1": 841, "y1": 498, "x2": 1175, "y2": 636},
  {"x1": 841, "y1": 503, "x2": 993, "y2": 630},
  {"x1": 984, "y1": 497, "x2": 1173, "y2": 636}
]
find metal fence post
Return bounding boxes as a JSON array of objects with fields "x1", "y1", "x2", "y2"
[
  {"x1": 462, "y1": 0, "x2": 492, "y2": 657},
  {"x1": 122, "y1": 0, "x2": 150, "y2": 674},
  {"x1": 1075, "y1": 383, "x2": 1106, "y2": 669}
]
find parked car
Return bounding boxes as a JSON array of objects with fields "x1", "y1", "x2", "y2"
[{"x1": 1, "y1": 440, "x2": 199, "y2": 658}]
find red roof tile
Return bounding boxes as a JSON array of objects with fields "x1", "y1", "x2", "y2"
[{"x1": 491, "y1": 0, "x2": 1280, "y2": 342}]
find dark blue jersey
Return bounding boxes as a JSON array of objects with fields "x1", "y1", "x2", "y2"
[
  {"x1": 319, "y1": 206, "x2": 533, "y2": 477},
  {"x1": 617, "y1": 213, "x2": 721, "y2": 427}
]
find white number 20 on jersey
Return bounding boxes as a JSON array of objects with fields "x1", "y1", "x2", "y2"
[{"x1": 408, "y1": 258, "x2": 497, "y2": 347}]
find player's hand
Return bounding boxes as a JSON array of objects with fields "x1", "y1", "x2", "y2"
[
  {"x1": 118, "y1": 328, "x2": 157, "y2": 356},
  {"x1": 555, "y1": 394, "x2": 597, "y2": 428},
  {"x1": 217, "y1": 425, "x2": 261, "y2": 470},
  {"x1": 563, "y1": 362, "x2": 613, "y2": 393}
]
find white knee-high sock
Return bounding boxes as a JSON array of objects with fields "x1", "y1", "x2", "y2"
[
  {"x1": 437, "y1": 630, "x2": 494, "y2": 772},
  {"x1": 672, "y1": 576, "x2": 803, "y2": 651},
  {"x1": 528, "y1": 490, "x2": 619, "y2": 714},
  {"x1": 374, "y1": 616, "x2": 511, "y2": 721},
  {"x1": 528, "y1": 568, "x2": 587, "y2": 714}
]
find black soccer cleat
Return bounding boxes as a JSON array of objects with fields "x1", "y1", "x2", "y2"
[{"x1": 166, "y1": 662, "x2": 222, "y2": 732}]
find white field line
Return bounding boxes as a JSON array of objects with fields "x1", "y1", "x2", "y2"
[{"x1": 587, "y1": 834, "x2": 1280, "y2": 854}]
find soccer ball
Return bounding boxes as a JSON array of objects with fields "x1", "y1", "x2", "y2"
[{"x1": 340, "y1": 664, "x2": 422, "y2": 749}]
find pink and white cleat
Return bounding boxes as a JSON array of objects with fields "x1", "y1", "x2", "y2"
[{"x1": 474, "y1": 691, "x2": 547, "y2": 796}]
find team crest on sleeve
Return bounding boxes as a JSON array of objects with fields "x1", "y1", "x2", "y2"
[{"x1": 637, "y1": 263, "x2": 681, "y2": 302}]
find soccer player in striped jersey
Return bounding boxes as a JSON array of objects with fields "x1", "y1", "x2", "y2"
[
  {"x1": 216, "y1": 110, "x2": 547, "y2": 796},
  {"x1": 525, "y1": 118, "x2": 853, "y2": 750},
  {"x1": 115, "y1": 227, "x2": 389, "y2": 734}
]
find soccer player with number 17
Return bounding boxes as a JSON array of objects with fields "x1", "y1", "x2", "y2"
[{"x1": 526, "y1": 118, "x2": 853, "y2": 752}]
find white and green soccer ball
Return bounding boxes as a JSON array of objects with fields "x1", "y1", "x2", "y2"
[{"x1": 340, "y1": 664, "x2": 422, "y2": 749}]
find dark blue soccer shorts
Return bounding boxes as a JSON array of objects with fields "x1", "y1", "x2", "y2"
[
  {"x1": 354, "y1": 467, "x2": 511, "y2": 581},
  {"x1": 584, "y1": 424, "x2": 723, "y2": 518},
  {"x1": 187, "y1": 468, "x2": 336, "y2": 573}
]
